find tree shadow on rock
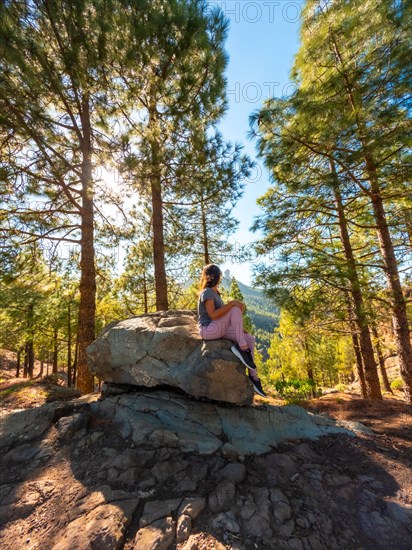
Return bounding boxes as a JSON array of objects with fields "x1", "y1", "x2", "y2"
[{"x1": 1, "y1": 392, "x2": 411, "y2": 550}]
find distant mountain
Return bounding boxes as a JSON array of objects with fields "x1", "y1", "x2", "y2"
[{"x1": 220, "y1": 271, "x2": 263, "y2": 298}]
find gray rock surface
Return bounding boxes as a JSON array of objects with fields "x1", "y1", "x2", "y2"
[
  {"x1": 87, "y1": 310, "x2": 255, "y2": 405},
  {"x1": 0, "y1": 391, "x2": 411, "y2": 550},
  {"x1": 133, "y1": 516, "x2": 175, "y2": 550},
  {"x1": 91, "y1": 391, "x2": 355, "y2": 456}
]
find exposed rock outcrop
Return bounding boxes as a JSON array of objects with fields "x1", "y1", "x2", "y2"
[
  {"x1": 86, "y1": 310, "x2": 254, "y2": 405},
  {"x1": 3, "y1": 315, "x2": 410, "y2": 550},
  {"x1": 0, "y1": 394, "x2": 411, "y2": 550},
  {"x1": 91, "y1": 391, "x2": 358, "y2": 457}
]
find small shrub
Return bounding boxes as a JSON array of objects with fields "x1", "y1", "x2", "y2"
[
  {"x1": 334, "y1": 383, "x2": 347, "y2": 393},
  {"x1": 390, "y1": 378, "x2": 404, "y2": 391},
  {"x1": 275, "y1": 378, "x2": 316, "y2": 403}
]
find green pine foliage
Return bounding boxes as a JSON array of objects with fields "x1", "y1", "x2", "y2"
[
  {"x1": 0, "y1": 246, "x2": 79, "y2": 379},
  {"x1": 263, "y1": 300, "x2": 354, "y2": 390},
  {"x1": 250, "y1": 0, "x2": 411, "y2": 399},
  {"x1": 228, "y1": 277, "x2": 253, "y2": 333}
]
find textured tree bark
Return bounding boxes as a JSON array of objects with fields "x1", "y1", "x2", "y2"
[
  {"x1": 368, "y1": 168, "x2": 412, "y2": 402},
  {"x1": 372, "y1": 325, "x2": 393, "y2": 393},
  {"x1": 331, "y1": 35, "x2": 412, "y2": 402},
  {"x1": 76, "y1": 98, "x2": 96, "y2": 394},
  {"x1": 52, "y1": 326, "x2": 58, "y2": 375},
  {"x1": 67, "y1": 301, "x2": 72, "y2": 387},
  {"x1": 149, "y1": 104, "x2": 168, "y2": 311},
  {"x1": 27, "y1": 341, "x2": 34, "y2": 378},
  {"x1": 350, "y1": 324, "x2": 367, "y2": 398},
  {"x1": 151, "y1": 176, "x2": 168, "y2": 311},
  {"x1": 332, "y1": 167, "x2": 382, "y2": 399},
  {"x1": 201, "y1": 198, "x2": 210, "y2": 265}
]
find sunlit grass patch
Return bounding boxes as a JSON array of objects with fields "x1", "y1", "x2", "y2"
[
  {"x1": 16, "y1": 385, "x2": 48, "y2": 400},
  {"x1": 0, "y1": 379, "x2": 48, "y2": 408},
  {"x1": 0, "y1": 379, "x2": 35, "y2": 396}
]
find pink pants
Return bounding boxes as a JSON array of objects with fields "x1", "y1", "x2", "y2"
[{"x1": 199, "y1": 307, "x2": 257, "y2": 376}]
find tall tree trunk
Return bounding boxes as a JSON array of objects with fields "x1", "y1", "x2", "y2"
[
  {"x1": 76, "y1": 98, "x2": 96, "y2": 394},
  {"x1": 151, "y1": 177, "x2": 168, "y2": 311},
  {"x1": 332, "y1": 164, "x2": 382, "y2": 399},
  {"x1": 143, "y1": 273, "x2": 148, "y2": 314},
  {"x1": 67, "y1": 301, "x2": 72, "y2": 388},
  {"x1": 52, "y1": 326, "x2": 58, "y2": 375},
  {"x1": 352, "y1": 332, "x2": 368, "y2": 398},
  {"x1": 346, "y1": 306, "x2": 368, "y2": 398},
  {"x1": 368, "y1": 172, "x2": 412, "y2": 401},
  {"x1": 201, "y1": 197, "x2": 210, "y2": 265},
  {"x1": 23, "y1": 342, "x2": 29, "y2": 378},
  {"x1": 371, "y1": 325, "x2": 393, "y2": 393},
  {"x1": 16, "y1": 347, "x2": 23, "y2": 378},
  {"x1": 27, "y1": 303, "x2": 34, "y2": 378},
  {"x1": 26, "y1": 341, "x2": 34, "y2": 378},
  {"x1": 149, "y1": 104, "x2": 168, "y2": 311},
  {"x1": 331, "y1": 35, "x2": 412, "y2": 403}
]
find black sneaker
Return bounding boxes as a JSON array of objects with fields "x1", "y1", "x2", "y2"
[
  {"x1": 249, "y1": 375, "x2": 267, "y2": 397},
  {"x1": 231, "y1": 343, "x2": 256, "y2": 371}
]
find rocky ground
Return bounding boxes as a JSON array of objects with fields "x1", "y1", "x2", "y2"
[
  {"x1": 0, "y1": 385, "x2": 410, "y2": 550},
  {"x1": 1, "y1": 349, "x2": 411, "y2": 550}
]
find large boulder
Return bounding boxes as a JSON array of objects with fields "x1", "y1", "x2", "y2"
[{"x1": 86, "y1": 310, "x2": 254, "y2": 405}]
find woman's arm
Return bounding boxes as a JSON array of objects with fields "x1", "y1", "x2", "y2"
[{"x1": 205, "y1": 298, "x2": 244, "y2": 320}]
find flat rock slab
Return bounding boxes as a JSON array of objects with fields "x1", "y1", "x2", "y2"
[
  {"x1": 91, "y1": 391, "x2": 356, "y2": 457},
  {"x1": 0, "y1": 395, "x2": 98, "y2": 454},
  {"x1": 86, "y1": 310, "x2": 254, "y2": 405},
  {"x1": 52, "y1": 500, "x2": 137, "y2": 550}
]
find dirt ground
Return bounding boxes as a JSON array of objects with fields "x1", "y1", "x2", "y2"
[
  {"x1": 303, "y1": 391, "x2": 412, "y2": 505},
  {"x1": 0, "y1": 349, "x2": 80, "y2": 410}
]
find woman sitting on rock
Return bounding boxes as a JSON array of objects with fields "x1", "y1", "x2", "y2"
[{"x1": 197, "y1": 263, "x2": 266, "y2": 397}]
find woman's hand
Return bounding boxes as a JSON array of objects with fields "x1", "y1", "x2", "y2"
[
  {"x1": 230, "y1": 300, "x2": 245, "y2": 312},
  {"x1": 205, "y1": 299, "x2": 246, "y2": 321}
]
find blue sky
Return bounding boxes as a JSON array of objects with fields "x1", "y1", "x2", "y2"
[{"x1": 213, "y1": 1, "x2": 303, "y2": 284}]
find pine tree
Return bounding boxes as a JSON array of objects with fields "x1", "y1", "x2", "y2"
[
  {"x1": 118, "y1": 238, "x2": 157, "y2": 316},
  {"x1": 0, "y1": 0, "x2": 122, "y2": 392},
  {"x1": 292, "y1": 0, "x2": 412, "y2": 401},
  {"x1": 228, "y1": 277, "x2": 253, "y2": 333},
  {"x1": 250, "y1": 0, "x2": 411, "y2": 400},
  {"x1": 250, "y1": 97, "x2": 382, "y2": 398},
  {"x1": 117, "y1": 0, "x2": 230, "y2": 311},
  {"x1": 266, "y1": 290, "x2": 354, "y2": 390},
  {"x1": 164, "y1": 131, "x2": 252, "y2": 269},
  {"x1": 0, "y1": 244, "x2": 78, "y2": 381}
]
